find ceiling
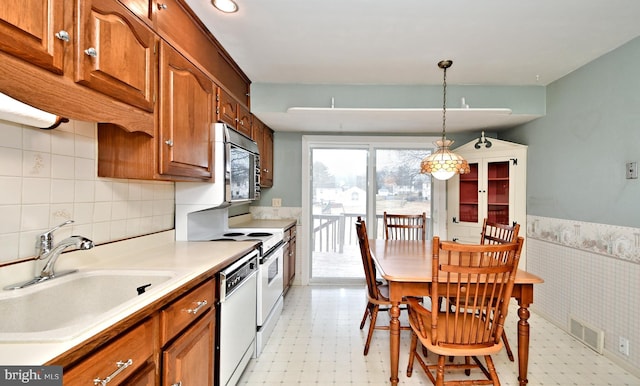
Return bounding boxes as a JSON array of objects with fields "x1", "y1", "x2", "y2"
[{"x1": 184, "y1": 0, "x2": 640, "y2": 133}]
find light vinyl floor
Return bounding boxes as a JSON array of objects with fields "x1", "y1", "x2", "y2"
[{"x1": 238, "y1": 285, "x2": 639, "y2": 385}]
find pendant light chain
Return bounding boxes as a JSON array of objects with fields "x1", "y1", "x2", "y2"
[{"x1": 441, "y1": 64, "x2": 447, "y2": 143}]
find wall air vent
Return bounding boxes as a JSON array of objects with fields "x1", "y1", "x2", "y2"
[{"x1": 569, "y1": 316, "x2": 604, "y2": 354}]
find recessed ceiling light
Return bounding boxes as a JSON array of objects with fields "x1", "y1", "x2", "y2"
[{"x1": 212, "y1": 0, "x2": 238, "y2": 13}]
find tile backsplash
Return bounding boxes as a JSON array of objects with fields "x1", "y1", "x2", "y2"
[{"x1": 0, "y1": 119, "x2": 175, "y2": 264}]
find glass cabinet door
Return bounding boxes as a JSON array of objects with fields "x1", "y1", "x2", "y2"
[
  {"x1": 486, "y1": 160, "x2": 510, "y2": 224},
  {"x1": 458, "y1": 163, "x2": 479, "y2": 223}
]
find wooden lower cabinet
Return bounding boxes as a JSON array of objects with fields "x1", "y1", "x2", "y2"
[
  {"x1": 162, "y1": 309, "x2": 216, "y2": 386},
  {"x1": 122, "y1": 361, "x2": 156, "y2": 386},
  {"x1": 59, "y1": 277, "x2": 218, "y2": 386},
  {"x1": 283, "y1": 224, "x2": 297, "y2": 294},
  {"x1": 63, "y1": 317, "x2": 158, "y2": 386}
]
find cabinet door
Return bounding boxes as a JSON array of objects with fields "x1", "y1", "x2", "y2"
[
  {"x1": 76, "y1": 0, "x2": 156, "y2": 112},
  {"x1": 217, "y1": 87, "x2": 238, "y2": 127},
  {"x1": 288, "y1": 232, "x2": 296, "y2": 283},
  {"x1": 457, "y1": 161, "x2": 480, "y2": 225},
  {"x1": 486, "y1": 159, "x2": 512, "y2": 225},
  {"x1": 159, "y1": 42, "x2": 213, "y2": 180},
  {"x1": 0, "y1": 0, "x2": 65, "y2": 73},
  {"x1": 119, "y1": 0, "x2": 153, "y2": 23},
  {"x1": 236, "y1": 103, "x2": 252, "y2": 138},
  {"x1": 261, "y1": 126, "x2": 274, "y2": 187},
  {"x1": 163, "y1": 310, "x2": 215, "y2": 386},
  {"x1": 283, "y1": 240, "x2": 290, "y2": 293}
]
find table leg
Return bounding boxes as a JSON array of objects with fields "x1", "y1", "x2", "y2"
[
  {"x1": 515, "y1": 285, "x2": 534, "y2": 386},
  {"x1": 389, "y1": 301, "x2": 401, "y2": 385}
]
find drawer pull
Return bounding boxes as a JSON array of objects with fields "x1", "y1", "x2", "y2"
[
  {"x1": 93, "y1": 359, "x2": 133, "y2": 385},
  {"x1": 187, "y1": 300, "x2": 208, "y2": 315},
  {"x1": 171, "y1": 382, "x2": 182, "y2": 386}
]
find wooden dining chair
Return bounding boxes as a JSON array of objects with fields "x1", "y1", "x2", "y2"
[
  {"x1": 480, "y1": 218, "x2": 520, "y2": 362},
  {"x1": 406, "y1": 236, "x2": 524, "y2": 385},
  {"x1": 355, "y1": 216, "x2": 409, "y2": 355},
  {"x1": 481, "y1": 218, "x2": 520, "y2": 246},
  {"x1": 383, "y1": 212, "x2": 427, "y2": 240}
]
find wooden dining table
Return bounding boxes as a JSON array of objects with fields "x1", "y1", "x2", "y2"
[{"x1": 370, "y1": 239, "x2": 544, "y2": 386}]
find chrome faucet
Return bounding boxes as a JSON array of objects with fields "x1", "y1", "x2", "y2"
[
  {"x1": 38, "y1": 235, "x2": 94, "y2": 278},
  {"x1": 4, "y1": 221, "x2": 94, "y2": 290}
]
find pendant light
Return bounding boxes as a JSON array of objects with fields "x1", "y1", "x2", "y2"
[{"x1": 420, "y1": 60, "x2": 470, "y2": 180}]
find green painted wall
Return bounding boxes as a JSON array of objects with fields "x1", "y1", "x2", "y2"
[{"x1": 501, "y1": 36, "x2": 640, "y2": 227}]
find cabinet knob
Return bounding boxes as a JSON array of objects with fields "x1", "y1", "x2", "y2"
[
  {"x1": 452, "y1": 217, "x2": 458, "y2": 223},
  {"x1": 263, "y1": 168, "x2": 269, "y2": 173},
  {"x1": 165, "y1": 139, "x2": 174, "y2": 146},
  {"x1": 55, "y1": 30, "x2": 70, "y2": 42},
  {"x1": 84, "y1": 47, "x2": 98, "y2": 58},
  {"x1": 171, "y1": 382, "x2": 182, "y2": 386},
  {"x1": 157, "y1": 3, "x2": 168, "y2": 10}
]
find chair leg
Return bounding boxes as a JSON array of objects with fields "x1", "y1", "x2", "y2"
[
  {"x1": 435, "y1": 355, "x2": 446, "y2": 386},
  {"x1": 502, "y1": 330, "x2": 514, "y2": 362},
  {"x1": 363, "y1": 304, "x2": 379, "y2": 355},
  {"x1": 406, "y1": 332, "x2": 418, "y2": 377},
  {"x1": 484, "y1": 355, "x2": 501, "y2": 386},
  {"x1": 359, "y1": 303, "x2": 371, "y2": 330}
]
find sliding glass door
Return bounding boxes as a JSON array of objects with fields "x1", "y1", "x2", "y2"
[
  {"x1": 311, "y1": 148, "x2": 368, "y2": 280},
  {"x1": 306, "y1": 137, "x2": 435, "y2": 283}
]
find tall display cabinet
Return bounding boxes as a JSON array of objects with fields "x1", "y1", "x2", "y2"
[{"x1": 447, "y1": 137, "x2": 527, "y2": 266}]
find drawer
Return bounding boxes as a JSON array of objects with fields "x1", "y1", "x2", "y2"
[
  {"x1": 64, "y1": 317, "x2": 156, "y2": 386},
  {"x1": 160, "y1": 279, "x2": 215, "y2": 345}
]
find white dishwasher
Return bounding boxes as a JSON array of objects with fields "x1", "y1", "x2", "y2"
[{"x1": 218, "y1": 249, "x2": 258, "y2": 386}]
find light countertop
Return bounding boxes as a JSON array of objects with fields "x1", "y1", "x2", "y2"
[{"x1": 0, "y1": 230, "x2": 258, "y2": 365}]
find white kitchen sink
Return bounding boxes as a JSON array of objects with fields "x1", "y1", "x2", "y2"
[{"x1": 0, "y1": 269, "x2": 177, "y2": 342}]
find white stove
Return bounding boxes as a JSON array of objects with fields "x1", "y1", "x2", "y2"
[{"x1": 211, "y1": 228, "x2": 284, "y2": 262}]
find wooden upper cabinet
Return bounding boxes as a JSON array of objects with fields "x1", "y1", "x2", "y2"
[
  {"x1": 118, "y1": 0, "x2": 153, "y2": 24},
  {"x1": 158, "y1": 42, "x2": 213, "y2": 180},
  {"x1": 0, "y1": 0, "x2": 65, "y2": 74},
  {"x1": 236, "y1": 103, "x2": 252, "y2": 138},
  {"x1": 260, "y1": 125, "x2": 274, "y2": 187},
  {"x1": 217, "y1": 88, "x2": 238, "y2": 128},
  {"x1": 252, "y1": 117, "x2": 274, "y2": 188},
  {"x1": 76, "y1": 0, "x2": 156, "y2": 112},
  {"x1": 218, "y1": 87, "x2": 252, "y2": 137}
]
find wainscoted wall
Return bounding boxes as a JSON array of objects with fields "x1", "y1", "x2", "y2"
[
  {"x1": 527, "y1": 215, "x2": 639, "y2": 374},
  {"x1": 0, "y1": 119, "x2": 175, "y2": 265}
]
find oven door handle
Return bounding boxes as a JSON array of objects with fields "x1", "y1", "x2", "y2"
[{"x1": 260, "y1": 242, "x2": 284, "y2": 264}]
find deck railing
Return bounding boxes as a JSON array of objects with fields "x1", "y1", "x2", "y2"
[{"x1": 312, "y1": 213, "x2": 385, "y2": 252}]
